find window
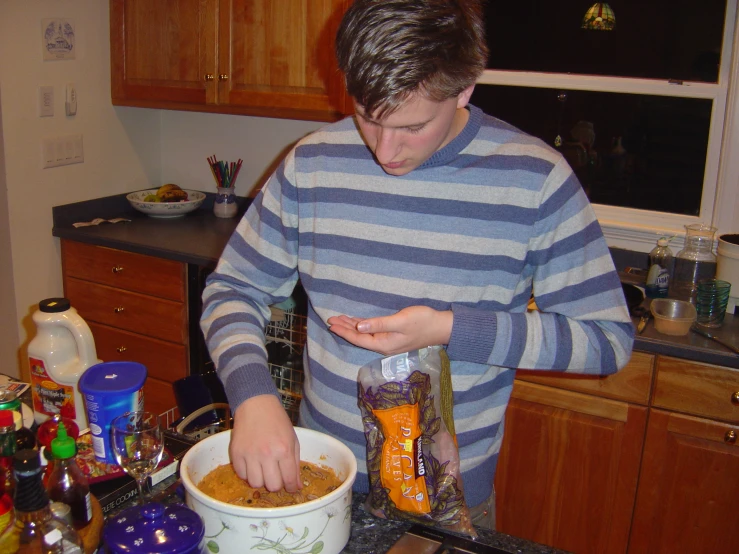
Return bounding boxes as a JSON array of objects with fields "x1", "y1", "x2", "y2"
[{"x1": 475, "y1": 1, "x2": 738, "y2": 251}]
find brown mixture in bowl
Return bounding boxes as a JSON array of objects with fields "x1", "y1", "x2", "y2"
[{"x1": 197, "y1": 461, "x2": 343, "y2": 507}]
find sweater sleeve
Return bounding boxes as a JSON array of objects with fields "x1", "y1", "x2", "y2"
[
  {"x1": 200, "y1": 151, "x2": 301, "y2": 410},
  {"x1": 446, "y1": 157, "x2": 635, "y2": 375}
]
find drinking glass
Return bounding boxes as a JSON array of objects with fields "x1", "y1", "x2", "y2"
[{"x1": 111, "y1": 411, "x2": 164, "y2": 505}]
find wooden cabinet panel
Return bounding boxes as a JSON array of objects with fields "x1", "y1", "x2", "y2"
[
  {"x1": 516, "y1": 351, "x2": 654, "y2": 405},
  {"x1": 66, "y1": 278, "x2": 187, "y2": 344},
  {"x1": 110, "y1": 0, "x2": 352, "y2": 120},
  {"x1": 62, "y1": 240, "x2": 185, "y2": 301},
  {"x1": 652, "y1": 356, "x2": 739, "y2": 423},
  {"x1": 143, "y1": 377, "x2": 178, "y2": 418},
  {"x1": 495, "y1": 381, "x2": 647, "y2": 554},
  {"x1": 629, "y1": 409, "x2": 739, "y2": 554},
  {"x1": 88, "y1": 322, "x2": 188, "y2": 383},
  {"x1": 110, "y1": 0, "x2": 217, "y2": 107},
  {"x1": 220, "y1": 0, "x2": 349, "y2": 115}
]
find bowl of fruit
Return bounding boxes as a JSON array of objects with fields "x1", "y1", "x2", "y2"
[{"x1": 126, "y1": 184, "x2": 206, "y2": 218}]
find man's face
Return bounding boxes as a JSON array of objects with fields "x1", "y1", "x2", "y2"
[{"x1": 353, "y1": 87, "x2": 474, "y2": 176}]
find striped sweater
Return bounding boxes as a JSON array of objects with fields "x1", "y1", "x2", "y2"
[{"x1": 200, "y1": 104, "x2": 635, "y2": 508}]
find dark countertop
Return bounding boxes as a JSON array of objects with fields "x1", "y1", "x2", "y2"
[
  {"x1": 52, "y1": 191, "x2": 251, "y2": 267},
  {"x1": 52, "y1": 194, "x2": 739, "y2": 369},
  {"x1": 133, "y1": 477, "x2": 568, "y2": 554}
]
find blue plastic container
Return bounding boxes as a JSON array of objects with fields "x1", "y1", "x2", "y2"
[{"x1": 78, "y1": 361, "x2": 147, "y2": 464}]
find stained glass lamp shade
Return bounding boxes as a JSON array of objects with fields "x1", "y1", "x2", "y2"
[{"x1": 582, "y1": 3, "x2": 616, "y2": 31}]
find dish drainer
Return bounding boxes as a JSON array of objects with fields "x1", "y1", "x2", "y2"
[{"x1": 160, "y1": 303, "x2": 307, "y2": 437}]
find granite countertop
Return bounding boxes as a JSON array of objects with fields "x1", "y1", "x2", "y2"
[
  {"x1": 132, "y1": 477, "x2": 568, "y2": 554},
  {"x1": 52, "y1": 194, "x2": 739, "y2": 368}
]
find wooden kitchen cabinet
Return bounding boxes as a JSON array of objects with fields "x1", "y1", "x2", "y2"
[
  {"x1": 628, "y1": 357, "x2": 739, "y2": 554},
  {"x1": 61, "y1": 240, "x2": 185, "y2": 417},
  {"x1": 495, "y1": 356, "x2": 651, "y2": 554},
  {"x1": 110, "y1": 0, "x2": 352, "y2": 121}
]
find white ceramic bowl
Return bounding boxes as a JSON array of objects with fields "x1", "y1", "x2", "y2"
[
  {"x1": 181, "y1": 428, "x2": 357, "y2": 554},
  {"x1": 126, "y1": 189, "x2": 206, "y2": 218}
]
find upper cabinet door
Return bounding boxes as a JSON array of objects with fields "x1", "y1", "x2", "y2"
[
  {"x1": 218, "y1": 0, "x2": 351, "y2": 120},
  {"x1": 110, "y1": 0, "x2": 218, "y2": 107}
]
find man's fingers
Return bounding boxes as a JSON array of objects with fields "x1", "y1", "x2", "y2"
[
  {"x1": 261, "y1": 460, "x2": 284, "y2": 492},
  {"x1": 245, "y1": 460, "x2": 265, "y2": 490}
]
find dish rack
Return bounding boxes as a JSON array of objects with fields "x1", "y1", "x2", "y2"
[
  {"x1": 159, "y1": 303, "x2": 307, "y2": 437},
  {"x1": 266, "y1": 302, "x2": 307, "y2": 424}
]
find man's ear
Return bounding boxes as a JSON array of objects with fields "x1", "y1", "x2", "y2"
[{"x1": 457, "y1": 84, "x2": 476, "y2": 109}]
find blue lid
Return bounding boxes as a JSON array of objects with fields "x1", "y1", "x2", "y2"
[
  {"x1": 103, "y1": 502, "x2": 204, "y2": 554},
  {"x1": 79, "y1": 362, "x2": 147, "y2": 394}
]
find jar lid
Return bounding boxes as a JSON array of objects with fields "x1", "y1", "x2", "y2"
[
  {"x1": 79, "y1": 361, "x2": 147, "y2": 395},
  {"x1": 39, "y1": 298, "x2": 71, "y2": 313},
  {"x1": 103, "y1": 502, "x2": 204, "y2": 554}
]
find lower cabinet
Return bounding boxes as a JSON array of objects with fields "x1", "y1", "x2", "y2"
[
  {"x1": 61, "y1": 239, "x2": 186, "y2": 418},
  {"x1": 495, "y1": 380, "x2": 647, "y2": 554},
  {"x1": 495, "y1": 353, "x2": 739, "y2": 554},
  {"x1": 628, "y1": 409, "x2": 739, "y2": 554}
]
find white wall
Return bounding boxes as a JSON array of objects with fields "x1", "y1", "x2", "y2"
[
  {"x1": 159, "y1": 112, "x2": 321, "y2": 196},
  {"x1": 0, "y1": 1, "x2": 161, "y2": 377}
]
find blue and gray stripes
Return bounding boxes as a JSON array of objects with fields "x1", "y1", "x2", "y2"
[{"x1": 200, "y1": 105, "x2": 634, "y2": 508}]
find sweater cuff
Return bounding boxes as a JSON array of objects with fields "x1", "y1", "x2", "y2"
[
  {"x1": 446, "y1": 304, "x2": 497, "y2": 364},
  {"x1": 223, "y1": 363, "x2": 280, "y2": 411}
]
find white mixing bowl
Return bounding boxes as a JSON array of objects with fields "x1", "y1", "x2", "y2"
[{"x1": 181, "y1": 428, "x2": 357, "y2": 554}]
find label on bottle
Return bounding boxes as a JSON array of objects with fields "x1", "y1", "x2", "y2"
[{"x1": 29, "y1": 357, "x2": 76, "y2": 420}]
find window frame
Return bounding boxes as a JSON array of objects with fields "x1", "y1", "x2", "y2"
[{"x1": 476, "y1": 0, "x2": 739, "y2": 253}]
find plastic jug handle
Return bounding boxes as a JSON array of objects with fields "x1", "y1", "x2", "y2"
[{"x1": 58, "y1": 311, "x2": 99, "y2": 368}]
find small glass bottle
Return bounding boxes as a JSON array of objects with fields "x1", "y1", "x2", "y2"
[
  {"x1": 670, "y1": 224, "x2": 717, "y2": 302},
  {"x1": 12, "y1": 449, "x2": 83, "y2": 554},
  {"x1": 46, "y1": 423, "x2": 92, "y2": 530},
  {"x1": 0, "y1": 411, "x2": 16, "y2": 499},
  {"x1": 646, "y1": 237, "x2": 673, "y2": 298}
]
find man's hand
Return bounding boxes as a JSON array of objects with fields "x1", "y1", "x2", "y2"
[
  {"x1": 327, "y1": 306, "x2": 453, "y2": 355},
  {"x1": 229, "y1": 394, "x2": 301, "y2": 492}
]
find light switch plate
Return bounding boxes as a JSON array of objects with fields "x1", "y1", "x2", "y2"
[
  {"x1": 42, "y1": 134, "x2": 84, "y2": 168},
  {"x1": 39, "y1": 86, "x2": 54, "y2": 117}
]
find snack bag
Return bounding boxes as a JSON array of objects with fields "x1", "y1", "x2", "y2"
[{"x1": 357, "y1": 346, "x2": 476, "y2": 537}]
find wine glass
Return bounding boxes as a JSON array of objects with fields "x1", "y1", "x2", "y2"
[{"x1": 111, "y1": 411, "x2": 164, "y2": 505}]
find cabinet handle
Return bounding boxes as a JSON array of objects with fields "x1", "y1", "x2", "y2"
[
  {"x1": 113, "y1": 306, "x2": 125, "y2": 314},
  {"x1": 112, "y1": 265, "x2": 124, "y2": 274},
  {"x1": 732, "y1": 392, "x2": 739, "y2": 405},
  {"x1": 204, "y1": 74, "x2": 215, "y2": 81},
  {"x1": 218, "y1": 74, "x2": 229, "y2": 81},
  {"x1": 726, "y1": 430, "x2": 737, "y2": 444},
  {"x1": 116, "y1": 346, "x2": 127, "y2": 353}
]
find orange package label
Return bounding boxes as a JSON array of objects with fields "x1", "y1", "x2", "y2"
[
  {"x1": 29, "y1": 357, "x2": 76, "y2": 419},
  {"x1": 373, "y1": 403, "x2": 431, "y2": 515}
]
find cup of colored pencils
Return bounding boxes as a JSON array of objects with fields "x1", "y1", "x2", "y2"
[{"x1": 208, "y1": 156, "x2": 242, "y2": 218}]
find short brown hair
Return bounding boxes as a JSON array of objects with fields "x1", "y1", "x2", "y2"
[{"x1": 336, "y1": 0, "x2": 488, "y2": 118}]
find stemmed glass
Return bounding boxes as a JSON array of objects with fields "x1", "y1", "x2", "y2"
[{"x1": 111, "y1": 411, "x2": 164, "y2": 505}]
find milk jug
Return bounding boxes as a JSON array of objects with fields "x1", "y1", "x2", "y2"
[{"x1": 27, "y1": 298, "x2": 101, "y2": 430}]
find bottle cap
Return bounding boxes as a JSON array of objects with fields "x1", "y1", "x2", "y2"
[
  {"x1": 0, "y1": 410, "x2": 13, "y2": 428},
  {"x1": 657, "y1": 237, "x2": 669, "y2": 246},
  {"x1": 39, "y1": 298, "x2": 71, "y2": 313},
  {"x1": 51, "y1": 422, "x2": 77, "y2": 459}
]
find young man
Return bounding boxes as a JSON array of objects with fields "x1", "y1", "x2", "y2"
[{"x1": 201, "y1": 0, "x2": 634, "y2": 529}]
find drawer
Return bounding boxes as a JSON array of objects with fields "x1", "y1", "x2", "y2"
[
  {"x1": 66, "y1": 278, "x2": 187, "y2": 344},
  {"x1": 515, "y1": 351, "x2": 655, "y2": 405},
  {"x1": 652, "y1": 356, "x2": 739, "y2": 423},
  {"x1": 88, "y1": 322, "x2": 188, "y2": 383},
  {"x1": 143, "y1": 377, "x2": 177, "y2": 419},
  {"x1": 62, "y1": 240, "x2": 185, "y2": 302}
]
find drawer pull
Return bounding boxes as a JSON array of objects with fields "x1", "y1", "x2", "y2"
[
  {"x1": 218, "y1": 74, "x2": 229, "y2": 81},
  {"x1": 112, "y1": 265, "x2": 124, "y2": 274},
  {"x1": 116, "y1": 346, "x2": 127, "y2": 353},
  {"x1": 204, "y1": 74, "x2": 214, "y2": 81},
  {"x1": 113, "y1": 306, "x2": 125, "y2": 314},
  {"x1": 726, "y1": 430, "x2": 737, "y2": 444},
  {"x1": 732, "y1": 392, "x2": 739, "y2": 405}
]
